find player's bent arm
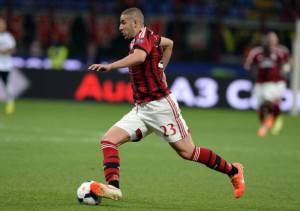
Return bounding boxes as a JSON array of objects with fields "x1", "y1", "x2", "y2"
[
  {"x1": 243, "y1": 57, "x2": 252, "y2": 71},
  {"x1": 111, "y1": 49, "x2": 147, "y2": 69},
  {"x1": 160, "y1": 37, "x2": 173, "y2": 70},
  {"x1": 88, "y1": 49, "x2": 147, "y2": 71}
]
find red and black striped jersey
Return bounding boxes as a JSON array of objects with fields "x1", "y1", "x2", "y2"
[
  {"x1": 128, "y1": 27, "x2": 171, "y2": 103},
  {"x1": 244, "y1": 45, "x2": 290, "y2": 83}
]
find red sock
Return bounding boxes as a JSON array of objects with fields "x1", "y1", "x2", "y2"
[
  {"x1": 191, "y1": 147, "x2": 235, "y2": 175},
  {"x1": 258, "y1": 104, "x2": 268, "y2": 123},
  {"x1": 101, "y1": 140, "x2": 120, "y2": 188},
  {"x1": 272, "y1": 103, "x2": 281, "y2": 118},
  {"x1": 258, "y1": 108, "x2": 264, "y2": 123}
]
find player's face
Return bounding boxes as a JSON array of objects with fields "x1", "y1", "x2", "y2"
[
  {"x1": 119, "y1": 15, "x2": 135, "y2": 39},
  {"x1": 268, "y1": 33, "x2": 279, "y2": 47},
  {"x1": 0, "y1": 19, "x2": 7, "y2": 32}
]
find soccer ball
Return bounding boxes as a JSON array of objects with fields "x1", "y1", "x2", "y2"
[{"x1": 77, "y1": 181, "x2": 102, "y2": 205}]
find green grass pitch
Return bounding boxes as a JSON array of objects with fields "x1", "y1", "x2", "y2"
[{"x1": 0, "y1": 100, "x2": 300, "y2": 211}]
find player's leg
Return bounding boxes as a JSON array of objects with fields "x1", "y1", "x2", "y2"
[
  {"x1": 93, "y1": 126, "x2": 129, "y2": 200},
  {"x1": 169, "y1": 135, "x2": 245, "y2": 199},
  {"x1": 256, "y1": 83, "x2": 273, "y2": 136},
  {"x1": 271, "y1": 100, "x2": 283, "y2": 135},
  {"x1": 257, "y1": 101, "x2": 273, "y2": 137},
  {"x1": 255, "y1": 83, "x2": 267, "y2": 123},
  {"x1": 268, "y1": 99, "x2": 280, "y2": 128},
  {"x1": 270, "y1": 82, "x2": 286, "y2": 135},
  {"x1": 101, "y1": 126, "x2": 130, "y2": 189},
  {"x1": 0, "y1": 71, "x2": 15, "y2": 114},
  {"x1": 271, "y1": 100, "x2": 281, "y2": 120},
  {"x1": 142, "y1": 93, "x2": 245, "y2": 198},
  {"x1": 0, "y1": 71, "x2": 8, "y2": 85},
  {"x1": 95, "y1": 107, "x2": 149, "y2": 200}
]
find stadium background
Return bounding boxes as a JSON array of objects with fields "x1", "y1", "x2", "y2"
[
  {"x1": 0, "y1": 0, "x2": 299, "y2": 111},
  {"x1": 1, "y1": 1, "x2": 300, "y2": 211}
]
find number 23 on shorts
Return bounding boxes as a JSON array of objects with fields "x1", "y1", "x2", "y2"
[{"x1": 160, "y1": 123, "x2": 177, "y2": 137}]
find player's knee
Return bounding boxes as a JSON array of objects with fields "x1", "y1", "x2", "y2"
[
  {"x1": 100, "y1": 133, "x2": 127, "y2": 146},
  {"x1": 177, "y1": 151, "x2": 192, "y2": 160},
  {"x1": 100, "y1": 136, "x2": 114, "y2": 145},
  {"x1": 100, "y1": 138, "x2": 119, "y2": 150},
  {"x1": 100, "y1": 131, "x2": 116, "y2": 144}
]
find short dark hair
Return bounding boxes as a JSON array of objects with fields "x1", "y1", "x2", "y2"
[{"x1": 121, "y1": 7, "x2": 144, "y2": 25}]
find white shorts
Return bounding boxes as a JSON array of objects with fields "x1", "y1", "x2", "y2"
[
  {"x1": 254, "y1": 81, "x2": 286, "y2": 106},
  {"x1": 114, "y1": 93, "x2": 189, "y2": 143}
]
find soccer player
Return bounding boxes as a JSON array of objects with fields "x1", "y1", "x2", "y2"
[
  {"x1": 0, "y1": 18, "x2": 16, "y2": 114},
  {"x1": 244, "y1": 32, "x2": 290, "y2": 137},
  {"x1": 88, "y1": 8, "x2": 245, "y2": 200}
]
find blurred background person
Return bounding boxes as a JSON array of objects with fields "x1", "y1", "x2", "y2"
[
  {"x1": 0, "y1": 17, "x2": 16, "y2": 114},
  {"x1": 244, "y1": 32, "x2": 291, "y2": 137},
  {"x1": 47, "y1": 34, "x2": 68, "y2": 70}
]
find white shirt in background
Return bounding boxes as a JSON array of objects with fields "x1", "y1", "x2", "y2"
[{"x1": 0, "y1": 32, "x2": 16, "y2": 71}]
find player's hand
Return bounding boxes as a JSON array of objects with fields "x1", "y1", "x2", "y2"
[{"x1": 88, "y1": 64, "x2": 113, "y2": 72}]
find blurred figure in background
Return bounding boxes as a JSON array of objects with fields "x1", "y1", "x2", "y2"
[
  {"x1": 0, "y1": 18, "x2": 16, "y2": 114},
  {"x1": 244, "y1": 32, "x2": 290, "y2": 137},
  {"x1": 47, "y1": 34, "x2": 68, "y2": 70}
]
